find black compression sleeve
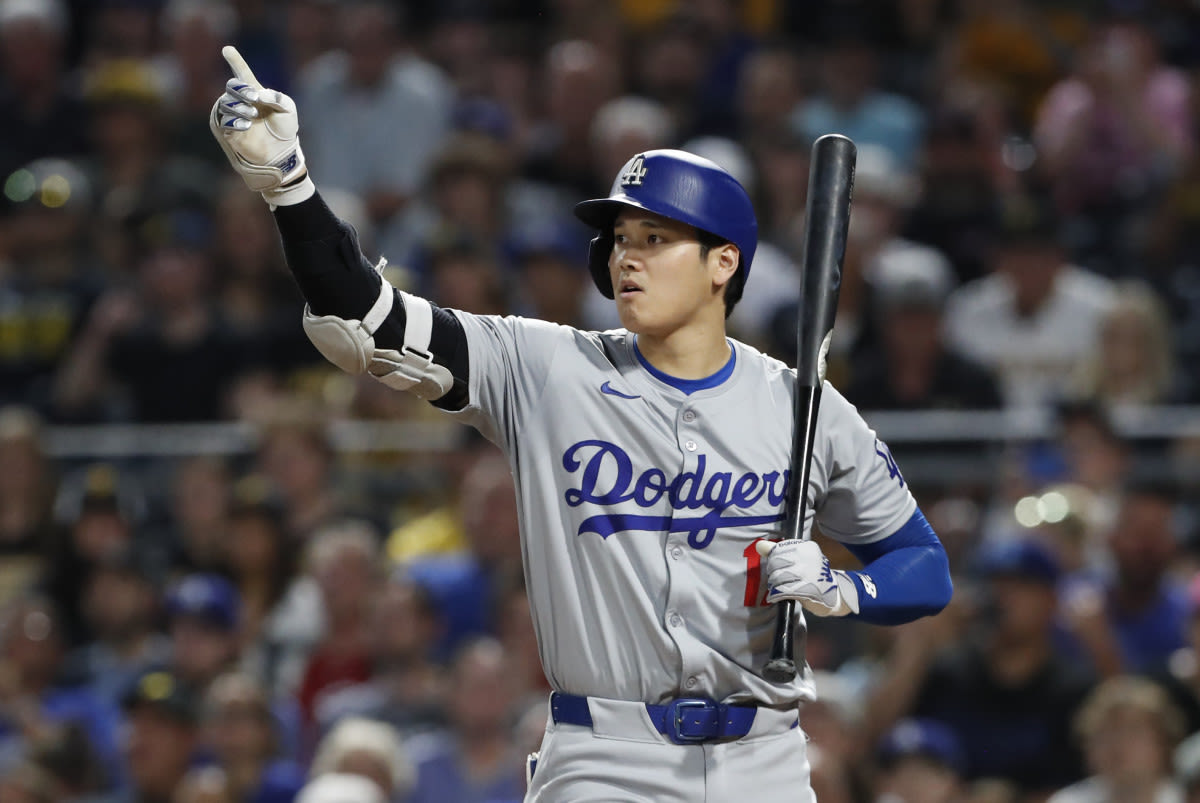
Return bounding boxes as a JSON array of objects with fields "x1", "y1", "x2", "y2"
[
  {"x1": 272, "y1": 192, "x2": 382, "y2": 317},
  {"x1": 271, "y1": 193, "x2": 470, "y2": 408}
]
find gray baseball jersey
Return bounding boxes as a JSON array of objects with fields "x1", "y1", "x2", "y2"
[{"x1": 444, "y1": 314, "x2": 915, "y2": 707}]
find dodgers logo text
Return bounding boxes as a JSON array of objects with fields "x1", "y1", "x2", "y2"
[{"x1": 561, "y1": 440, "x2": 787, "y2": 549}]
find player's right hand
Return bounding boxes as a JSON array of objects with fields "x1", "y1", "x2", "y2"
[
  {"x1": 755, "y1": 539, "x2": 860, "y2": 617},
  {"x1": 209, "y1": 45, "x2": 314, "y2": 207}
]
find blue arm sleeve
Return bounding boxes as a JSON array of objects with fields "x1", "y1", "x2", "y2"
[{"x1": 839, "y1": 508, "x2": 953, "y2": 626}]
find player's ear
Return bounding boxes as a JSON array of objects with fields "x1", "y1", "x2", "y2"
[{"x1": 711, "y1": 244, "x2": 740, "y2": 289}]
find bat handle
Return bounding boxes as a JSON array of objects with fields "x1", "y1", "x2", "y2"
[{"x1": 763, "y1": 598, "x2": 798, "y2": 682}]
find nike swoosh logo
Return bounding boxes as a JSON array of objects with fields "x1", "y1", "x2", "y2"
[{"x1": 600, "y1": 381, "x2": 641, "y2": 400}]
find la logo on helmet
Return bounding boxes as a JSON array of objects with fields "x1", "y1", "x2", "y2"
[{"x1": 621, "y1": 155, "x2": 647, "y2": 187}]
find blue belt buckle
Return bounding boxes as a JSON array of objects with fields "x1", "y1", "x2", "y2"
[{"x1": 665, "y1": 698, "x2": 719, "y2": 744}]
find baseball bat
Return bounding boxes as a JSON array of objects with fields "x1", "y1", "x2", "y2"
[{"x1": 763, "y1": 133, "x2": 856, "y2": 683}]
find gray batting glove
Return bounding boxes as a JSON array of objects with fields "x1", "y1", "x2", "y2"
[
  {"x1": 209, "y1": 45, "x2": 314, "y2": 208},
  {"x1": 755, "y1": 539, "x2": 860, "y2": 617}
]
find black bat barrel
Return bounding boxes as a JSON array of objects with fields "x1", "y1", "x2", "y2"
[{"x1": 763, "y1": 134, "x2": 856, "y2": 683}]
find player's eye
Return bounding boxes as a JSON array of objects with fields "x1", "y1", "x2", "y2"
[
  {"x1": 613, "y1": 234, "x2": 627, "y2": 244},
  {"x1": 646, "y1": 233, "x2": 661, "y2": 244}
]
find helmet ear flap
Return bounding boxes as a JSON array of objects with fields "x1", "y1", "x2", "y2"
[{"x1": 588, "y1": 233, "x2": 615, "y2": 299}]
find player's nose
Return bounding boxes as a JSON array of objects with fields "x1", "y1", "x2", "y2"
[{"x1": 615, "y1": 244, "x2": 644, "y2": 271}]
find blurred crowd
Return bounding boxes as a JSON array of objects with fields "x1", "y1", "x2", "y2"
[{"x1": 3, "y1": 0, "x2": 1200, "y2": 801}]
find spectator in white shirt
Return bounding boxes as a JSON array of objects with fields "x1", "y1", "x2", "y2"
[{"x1": 944, "y1": 192, "x2": 1115, "y2": 410}]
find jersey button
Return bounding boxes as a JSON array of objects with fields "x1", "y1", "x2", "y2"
[
  {"x1": 670, "y1": 546, "x2": 683, "y2": 560},
  {"x1": 668, "y1": 612, "x2": 683, "y2": 628},
  {"x1": 685, "y1": 440, "x2": 697, "y2": 452},
  {"x1": 684, "y1": 677, "x2": 698, "y2": 690},
  {"x1": 682, "y1": 411, "x2": 696, "y2": 423}
]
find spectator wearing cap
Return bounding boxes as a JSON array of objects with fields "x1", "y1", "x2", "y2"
[
  {"x1": 166, "y1": 574, "x2": 242, "y2": 693},
  {"x1": 118, "y1": 667, "x2": 202, "y2": 803},
  {"x1": 0, "y1": 0, "x2": 88, "y2": 180},
  {"x1": 871, "y1": 718, "x2": 966, "y2": 803},
  {"x1": 65, "y1": 542, "x2": 170, "y2": 709},
  {"x1": 43, "y1": 462, "x2": 146, "y2": 647},
  {"x1": 1048, "y1": 675, "x2": 1185, "y2": 803},
  {"x1": 1059, "y1": 479, "x2": 1188, "y2": 680},
  {"x1": 865, "y1": 536, "x2": 1093, "y2": 798},
  {"x1": 845, "y1": 248, "x2": 1003, "y2": 411},
  {"x1": 73, "y1": 55, "x2": 219, "y2": 269},
  {"x1": 943, "y1": 191, "x2": 1116, "y2": 411},
  {"x1": 226, "y1": 474, "x2": 323, "y2": 699}
]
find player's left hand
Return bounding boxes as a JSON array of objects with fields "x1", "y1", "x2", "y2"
[{"x1": 755, "y1": 539, "x2": 860, "y2": 617}]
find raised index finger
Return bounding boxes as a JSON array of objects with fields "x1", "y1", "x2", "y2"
[{"x1": 222, "y1": 45, "x2": 261, "y2": 89}]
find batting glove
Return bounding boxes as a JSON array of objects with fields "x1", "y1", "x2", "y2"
[
  {"x1": 209, "y1": 45, "x2": 314, "y2": 209},
  {"x1": 755, "y1": 539, "x2": 860, "y2": 617}
]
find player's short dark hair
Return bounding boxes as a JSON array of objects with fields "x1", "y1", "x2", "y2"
[{"x1": 697, "y1": 229, "x2": 744, "y2": 319}]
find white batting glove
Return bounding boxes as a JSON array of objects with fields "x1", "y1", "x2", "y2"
[
  {"x1": 755, "y1": 539, "x2": 860, "y2": 617},
  {"x1": 209, "y1": 45, "x2": 314, "y2": 208}
]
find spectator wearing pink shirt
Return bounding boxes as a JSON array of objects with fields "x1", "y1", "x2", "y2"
[{"x1": 1034, "y1": 18, "x2": 1193, "y2": 276}]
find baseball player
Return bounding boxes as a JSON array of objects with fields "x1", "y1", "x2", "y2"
[{"x1": 210, "y1": 47, "x2": 953, "y2": 802}]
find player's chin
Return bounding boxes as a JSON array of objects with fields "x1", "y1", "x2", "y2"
[
  {"x1": 616, "y1": 303, "x2": 657, "y2": 335},
  {"x1": 615, "y1": 297, "x2": 642, "y2": 329}
]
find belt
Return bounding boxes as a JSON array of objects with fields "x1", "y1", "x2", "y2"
[{"x1": 550, "y1": 691, "x2": 763, "y2": 745}]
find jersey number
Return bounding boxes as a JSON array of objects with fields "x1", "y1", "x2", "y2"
[{"x1": 743, "y1": 539, "x2": 770, "y2": 607}]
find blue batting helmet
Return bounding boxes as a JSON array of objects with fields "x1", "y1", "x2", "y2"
[{"x1": 574, "y1": 149, "x2": 758, "y2": 299}]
